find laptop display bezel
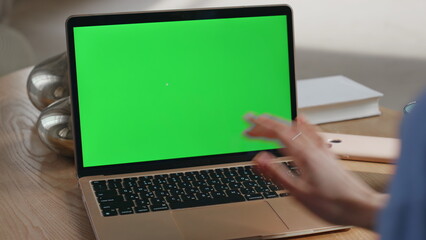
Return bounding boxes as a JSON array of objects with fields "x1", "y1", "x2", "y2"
[{"x1": 66, "y1": 5, "x2": 297, "y2": 178}]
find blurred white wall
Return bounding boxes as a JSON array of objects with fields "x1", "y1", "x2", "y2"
[
  {"x1": 5, "y1": 0, "x2": 426, "y2": 109},
  {"x1": 9, "y1": 0, "x2": 426, "y2": 62}
]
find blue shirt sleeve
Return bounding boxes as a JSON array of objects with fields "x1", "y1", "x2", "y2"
[{"x1": 378, "y1": 89, "x2": 426, "y2": 239}]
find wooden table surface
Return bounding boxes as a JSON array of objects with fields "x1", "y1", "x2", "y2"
[{"x1": 0, "y1": 67, "x2": 400, "y2": 239}]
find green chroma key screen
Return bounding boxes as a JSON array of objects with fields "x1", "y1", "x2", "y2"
[{"x1": 73, "y1": 15, "x2": 292, "y2": 167}]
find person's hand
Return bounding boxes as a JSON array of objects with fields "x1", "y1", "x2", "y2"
[{"x1": 244, "y1": 114, "x2": 388, "y2": 230}]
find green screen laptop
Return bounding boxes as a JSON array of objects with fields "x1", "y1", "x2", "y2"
[{"x1": 67, "y1": 5, "x2": 345, "y2": 240}]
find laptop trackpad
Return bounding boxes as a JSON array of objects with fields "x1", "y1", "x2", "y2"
[{"x1": 172, "y1": 201, "x2": 288, "y2": 240}]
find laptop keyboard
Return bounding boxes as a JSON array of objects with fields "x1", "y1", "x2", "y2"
[{"x1": 92, "y1": 162, "x2": 297, "y2": 217}]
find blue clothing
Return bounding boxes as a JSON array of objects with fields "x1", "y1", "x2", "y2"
[{"x1": 378, "y1": 90, "x2": 426, "y2": 239}]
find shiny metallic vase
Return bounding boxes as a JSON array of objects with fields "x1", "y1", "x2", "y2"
[
  {"x1": 27, "y1": 52, "x2": 69, "y2": 110},
  {"x1": 36, "y1": 97, "x2": 74, "y2": 157}
]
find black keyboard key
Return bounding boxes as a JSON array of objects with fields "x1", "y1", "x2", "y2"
[
  {"x1": 107, "y1": 180, "x2": 123, "y2": 189},
  {"x1": 250, "y1": 174, "x2": 262, "y2": 180},
  {"x1": 211, "y1": 191, "x2": 227, "y2": 199},
  {"x1": 150, "y1": 197, "x2": 167, "y2": 205},
  {"x1": 92, "y1": 180, "x2": 107, "y2": 185},
  {"x1": 221, "y1": 177, "x2": 237, "y2": 184},
  {"x1": 100, "y1": 202, "x2": 117, "y2": 210},
  {"x1": 102, "y1": 208, "x2": 118, "y2": 217},
  {"x1": 185, "y1": 187, "x2": 200, "y2": 194},
  {"x1": 224, "y1": 171, "x2": 238, "y2": 177},
  {"x1": 95, "y1": 189, "x2": 118, "y2": 198},
  {"x1": 206, "y1": 179, "x2": 221, "y2": 185},
  {"x1": 119, "y1": 188, "x2": 134, "y2": 195},
  {"x1": 228, "y1": 182, "x2": 242, "y2": 190},
  {"x1": 177, "y1": 182, "x2": 193, "y2": 188},
  {"x1": 254, "y1": 186, "x2": 268, "y2": 193},
  {"x1": 242, "y1": 181, "x2": 257, "y2": 188},
  {"x1": 199, "y1": 186, "x2": 214, "y2": 193},
  {"x1": 135, "y1": 199, "x2": 150, "y2": 207},
  {"x1": 169, "y1": 189, "x2": 185, "y2": 196},
  {"x1": 268, "y1": 185, "x2": 280, "y2": 191},
  {"x1": 154, "y1": 190, "x2": 169, "y2": 197},
  {"x1": 240, "y1": 188, "x2": 256, "y2": 195},
  {"x1": 210, "y1": 173, "x2": 224, "y2": 179},
  {"x1": 123, "y1": 181, "x2": 137, "y2": 188},
  {"x1": 192, "y1": 180, "x2": 208, "y2": 187},
  {"x1": 181, "y1": 194, "x2": 197, "y2": 202},
  {"x1": 168, "y1": 177, "x2": 180, "y2": 183},
  {"x1": 148, "y1": 185, "x2": 164, "y2": 191},
  {"x1": 135, "y1": 206, "x2": 150, "y2": 213},
  {"x1": 166, "y1": 196, "x2": 182, "y2": 204},
  {"x1": 197, "y1": 174, "x2": 209, "y2": 180},
  {"x1": 225, "y1": 189, "x2": 242, "y2": 196},
  {"x1": 138, "y1": 179, "x2": 153, "y2": 186},
  {"x1": 108, "y1": 182, "x2": 123, "y2": 189},
  {"x1": 214, "y1": 184, "x2": 229, "y2": 191},
  {"x1": 98, "y1": 195, "x2": 123, "y2": 203},
  {"x1": 256, "y1": 179, "x2": 269, "y2": 187},
  {"x1": 118, "y1": 207, "x2": 134, "y2": 215},
  {"x1": 279, "y1": 192, "x2": 290, "y2": 197},
  {"x1": 237, "y1": 166, "x2": 250, "y2": 173},
  {"x1": 134, "y1": 187, "x2": 148, "y2": 193},
  {"x1": 245, "y1": 194, "x2": 264, "y2": 201},
  {"x1": 264, "y1": 180, "x2": 274, "y2": 185},
  {"x1": 182, "y1": 175, "x2": 197, "y2": 182},
  {"x1": 195, "y1": 192, "x2": 212, "y2": 200},
  {"x1": 116, "y1": 200, "x2": 134, "y2": 209},
  {"x1": 153, "y1": 178, "x2": 167, "y2": 185},
  {"x1": 139, "y1": 191, "x2": 154, "y2": 198},
  {"x1": 124, "y1": 193, "x2": 140, "y2": 200},
  {"x1": 139, "y1": 175, "x2": 153, "y2": 180},
  {"x1": 92, "y1": 183, "x2": 108, "y2": 191},
  {"x1": 150, "y1": 203, "x2": 169, "y2": 211},
  {"x1": 263, "y1": 192, "x2": 279, "y2": 198}
]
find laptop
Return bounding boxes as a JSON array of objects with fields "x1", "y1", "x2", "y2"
[{"x1": 66, "y1": 5, "x2": 348, "y2": 240}]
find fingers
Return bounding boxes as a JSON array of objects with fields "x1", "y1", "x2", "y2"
[
  {"x1": 295, "y1": 116, "x2": 329, "y2": 149},
  {"x1": 246, "y1": 115, "x2": 310, "y2": 153},
  {"x1": 245, "y1": 114, "x2": 333, "y2": 170},
  {"x1": 245, "y1": 114, "x2": 328, "y2": 150},
  {"x1": 252, "y1": 151, "x2": 307, "y2": 194},
  {"x1": 244, "y1": 114, "x2": 290, "y2": 139},
  {"x1": 245, "y1": 114, "x2": 297, "y2": 142}
]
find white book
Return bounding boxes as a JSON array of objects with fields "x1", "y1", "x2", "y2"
[{"x1": 297, "y1": 75, "x2": 383, "y2": 124}]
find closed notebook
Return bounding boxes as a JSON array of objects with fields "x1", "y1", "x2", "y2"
[{"x1": 297, "y1": 75, "x2": 383, "y2": 124}]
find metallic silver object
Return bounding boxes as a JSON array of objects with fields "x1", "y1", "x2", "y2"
[
  {"x1": 36, "y1": 97, "x2": 74, "y2": 157},
  {"x1": 27, "y1": 52, "x2": 69, "y2": 110},
  {"x1": 404, "y1": 101, "x2": 417, "y2": 114}
]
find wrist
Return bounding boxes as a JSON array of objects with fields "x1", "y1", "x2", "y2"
[{"x1": 352, "y1": 191, "x2": 389, "y2": 230}]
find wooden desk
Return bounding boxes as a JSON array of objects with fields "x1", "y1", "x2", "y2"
[{"x1": 0, "y1": 68, "x2": 399, "y2": 239}]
